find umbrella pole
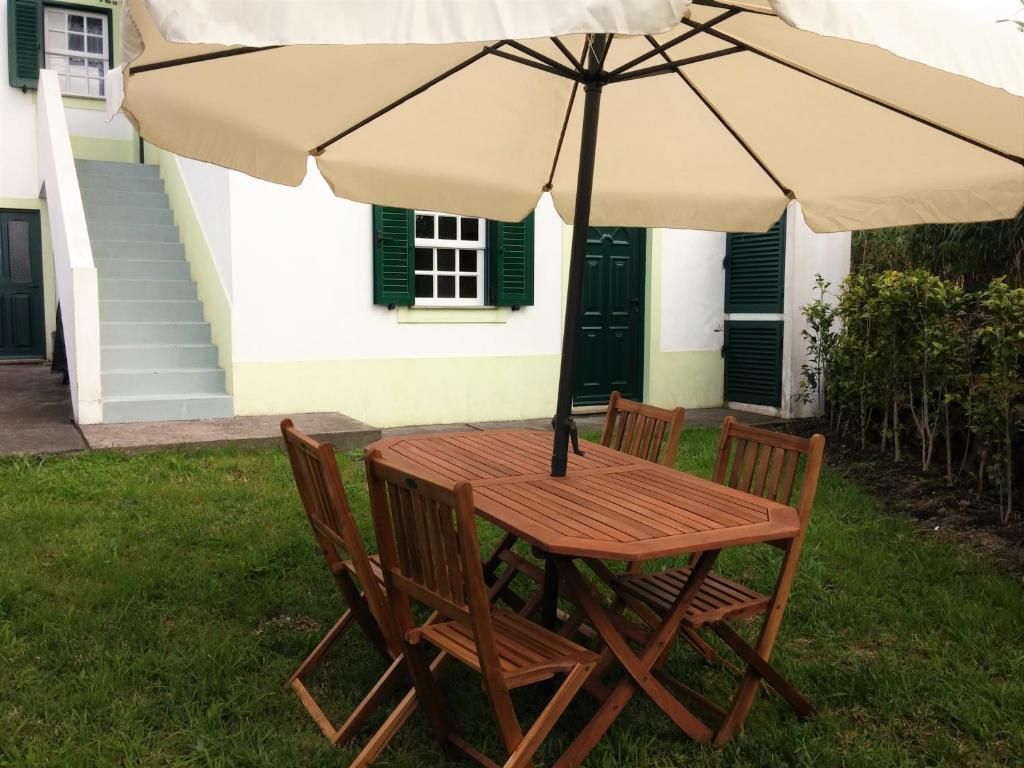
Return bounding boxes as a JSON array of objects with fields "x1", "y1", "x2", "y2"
[{"x1": 551, "y1": 69, "x2": 605, "y2": 478}]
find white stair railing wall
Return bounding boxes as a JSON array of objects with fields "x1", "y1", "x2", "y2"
[{"x1": 37, "y1": 69, "x2": 103, "y2": 424}]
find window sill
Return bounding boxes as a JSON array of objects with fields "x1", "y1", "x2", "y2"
[{"x1": 396, "y1": 306, "x2": 509, "y2": 324}]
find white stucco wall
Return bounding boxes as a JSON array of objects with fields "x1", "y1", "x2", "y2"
[
  {"x1": 178, "y1": 156, "x2": 234, "y2": 298},
  {"x1": 784, "y1": 202, "x2": 852, "y2": 418},
  {"x1": 659, "y1": 228, "x2": 726, "y2": 353},
  {"x1": 228, "y1": 161, "x2": 566, "y2": 364}
]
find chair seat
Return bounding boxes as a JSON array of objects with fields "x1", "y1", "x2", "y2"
[
  {"x1": 418, "y1": 609, "x2": 598, "y2": 688},
  {"x1": 615, "y1": 566, "x2": 770, "y2": 629}
]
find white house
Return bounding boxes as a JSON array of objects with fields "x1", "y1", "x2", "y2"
[{"x1": 1, "y1": 0, "x2": 850, "y2": 429}]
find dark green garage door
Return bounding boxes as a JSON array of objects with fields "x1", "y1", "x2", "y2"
[{"x1": 723, "y1": 214, "x2": 785, "y2": 408}]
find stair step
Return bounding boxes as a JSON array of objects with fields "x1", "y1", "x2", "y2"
[
  {"x1": 81, "y1": 189, "x2": 169, "y2": 209},
  {"x1": 87, "y1": 221, "x2": 179, "y2": 243},
  {"x1": 101, "y1": 321, "x2": 212, "y2": 346},
  {"x1": 99, "y1": 278, "x2": 197, "y2": 301},
  {"x1": 91, "y1": 241, "x2": 185, "y2": 261},
  {"x1": 75, "y1": 159, "x2": 159, "y2": 178},
  {"x1": 102, "y1": 367, "x2": 226, "y2": 397},
  {"x1": 78, "y1": 174, "x2": 165, "y2": 194},
  {"x1": 101, "y1": 344, "x2": 219, "y2": 370},
  {"x1": 102, "y1": 393, "x2": 234, "y2": 424},
  {"x1": 85, "y1": 205, "x2": 173, "y2": 226},
  {"x1": 94, "y1": 258, "x2": 191, "y2": 280},
  {"x1": 100, "y1": 300, "x2": 205, "y2": 322}
]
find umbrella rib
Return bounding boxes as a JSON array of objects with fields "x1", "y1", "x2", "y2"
[
  {"x1": 313, "y1": 42, "x2": 508, "y2": 154},
  {"x1": 609, "y1": 46, "x2": 743, "y2": 83},
  {"x1": 486, "y1": 49, "x2": 578, "y2": 80},
  {"x1": 606, "y1": 9, "x2": 737, "y2": 79},
  {"x1": 644, "y1": 36, "x2": 791, "y2": 196},
  {"x1": 129, "y1": 46, "x2": 282, "y2": 75},
  {"x1": 684, "y1": 21, "x2": 1024, "y2": 166},
  {"x1": 551, "y1": 37, "x2": 584, "y2": 73},
  {"x1": 504, "y1": 40, "x2": 580, "y2": 79},
  {"x1": 545, "y1": 79, "x2": 580, "y2": 190}
]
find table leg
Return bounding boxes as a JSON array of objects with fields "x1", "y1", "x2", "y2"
[
  {"x1": 553, "y1": 551, "x2": 721, "y2": 767},
  {"x1": 541, "y1": 555, "x2": 560, "y2": 631}
]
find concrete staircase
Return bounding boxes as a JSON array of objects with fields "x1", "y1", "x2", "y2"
[{"x1": 77, "y1": 159, "x2": 234, "y2": 423}]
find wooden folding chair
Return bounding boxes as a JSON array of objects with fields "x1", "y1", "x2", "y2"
[
  {"x1": 611, "y1": 417, "x2": 825, "y2": 743},
  {"x1": 600, "y1": 390, "x2": 686, "y2": 466},
  {"x1": 280, "y1": 419, "x2": 398, "y2": 747},
  {"x1": 483, "y1": 392, "x2": 686, "y2": 612},
  {"x1": 365, "y1": 450, "x2": 598, "y2": 768}
]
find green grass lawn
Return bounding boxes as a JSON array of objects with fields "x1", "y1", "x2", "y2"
[{"x1": 1, "y1": 428, "x2": 1022, "y2": 767}]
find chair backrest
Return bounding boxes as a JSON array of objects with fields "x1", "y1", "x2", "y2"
[
  {"x1": 280, "y1": 419, "x2": 388, "y2": 629},
  {"x1": 600, "y1": 391, "x2": 686, "y2": 466},
  {"x1": 365, "y1": 450, "x2": 507, "y2": 680},
  {"x1": 711, "y1": 416, "x2": 825, "y2": 529}
]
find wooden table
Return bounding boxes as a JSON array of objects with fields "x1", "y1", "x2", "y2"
[{"x1": 366, "y1": 429, "x2": 801, "y2": 762}]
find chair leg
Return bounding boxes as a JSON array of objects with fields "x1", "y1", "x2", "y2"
[
  {"x1": 328, "y1": 655, "x2": 407, "y2": 747},
  {"x1": 504, "y1": 662, "x2": 595, "y2": 768},
  {"x1": 334, "y1": 572, "x2": 393, "y2": 663},
  {"x1": 711, "y1": 623, "x2": 816, "y2": 720},
  {"x1": 286, "y1": 609, "x2": 353, "y2": 686},
  {"x1": 402, "y1": 640, "x2": 456, "y2": 752}
]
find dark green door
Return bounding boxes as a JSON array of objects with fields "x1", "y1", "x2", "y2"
[
  {"x1": 573, "y1": 227, "x2": 645, "y2": 406},
  {"x1": 0, "y1": 210, "x2": 45, "y2": 359}
]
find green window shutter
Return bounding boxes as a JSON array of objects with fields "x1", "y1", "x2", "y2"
[
  {"x1": 372, "y1": 205, "x2": 414, "y2": 307},
  {"x1": 724, "y1": 213, "x2": 786, "y2": 313},
  {"x1": 8, "y1": 0, "x2": 42, "y2": 90},
  {"x1": 488, "y1": 212, "x2": 534, "y2": 307},
  {"x1": 723, "y1": 320, "x2": 783, "y2": 407}
]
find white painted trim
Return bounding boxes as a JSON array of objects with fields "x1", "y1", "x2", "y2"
[
  {"x1": 725, "y1": 401, "x2": 782, "y2": 418},
  {"x1": 723, "y1": 312, "x2": 784, "y2": 322},
  {"x1": 37, "y1": 69, "x2": 102, "y2": 424}
]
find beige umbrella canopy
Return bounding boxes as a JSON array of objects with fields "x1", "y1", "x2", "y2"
[
  {"x1": 114, "y1": 0, "x2": 1024, "y2": 234},
  {"x1": 110, "y1": 0, "x2": 1024, "y2": 475}
]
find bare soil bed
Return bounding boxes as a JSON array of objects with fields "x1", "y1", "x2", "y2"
[{"x1": 776, "y1": 418, "x2": 1024, "y2": 580}]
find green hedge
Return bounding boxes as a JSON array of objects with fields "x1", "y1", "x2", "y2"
[{"x1": 800, "y1": 270, "x2": 1024, "y2": 524}]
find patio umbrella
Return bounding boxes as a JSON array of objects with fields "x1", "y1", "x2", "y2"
[{"x1": 108, "y1": 0, "x2": 1024, "y2": 476}]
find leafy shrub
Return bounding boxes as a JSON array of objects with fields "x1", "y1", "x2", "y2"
[{"x1": 800, "y1": 271, "x2": 1024, "y2": 524}]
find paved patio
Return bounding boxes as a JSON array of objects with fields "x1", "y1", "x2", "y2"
[
  {"x1": 0, "y1": 363, "x2": 86, "y2": 455},
  {"x1": 0, "y1": 363, "x2": 784, "y2": 456}
]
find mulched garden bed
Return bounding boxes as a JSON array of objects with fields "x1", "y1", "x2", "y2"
[{"x1": 775, "y1": 418, "x2": 1024, "y2": 580}]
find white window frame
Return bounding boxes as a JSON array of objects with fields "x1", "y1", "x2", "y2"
[
  {"x1": 43, "y1": 6, "x2": 109, "y2": 99},
  {"x1": 413, "y1": 211, "x2": 487, "y2": 308}
]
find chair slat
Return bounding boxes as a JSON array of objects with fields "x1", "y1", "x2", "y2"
[
  {"x1": 751, "y1": 443, "x2": 772, "y2": 497},
  {"x1": 599, "y1": 391, "x2": 686, "y2": 467},
  {"x1": 778, "y1": 451, "x2": 799, "y2": 506},
  {"x1": 764, "y1": 446, "x2": 785, "y2": 501}
]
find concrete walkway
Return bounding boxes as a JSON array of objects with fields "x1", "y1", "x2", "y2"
[
  {"x1": 0, "y1": 363, "x2": 87, "y2": 455},
  {"x1": 0, "y1": 364, "x2": 781, "y2": 456}
]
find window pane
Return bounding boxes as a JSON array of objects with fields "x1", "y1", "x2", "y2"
[
  {"x1": 89, "y1": 77, "x2": 103, "y2": 97},
  {"x1": 69, "y1": 56, "x2": 86, "y2": 75},
  {"x1": 86, "y1": 36, "x2": 102, "y2": 54},
  {"x1": 459, "y1": 250, "x2": 477, "y2": 272},
  {"x1": 415, "y1": 275, "x2": 433, "y2": 298},
  {"x1": 68, "y1": 15, "x2": 84, "y2": 32},
  {"x1": 461, "y1": 218, "x2": 479, "y2": 241},
  {"x1": 68, "y1": 33, "x2": 85, "y2": 51},
  {"x1": 45, "y1": 9, "x2": 63, "y2": 27},
  {"x1": 459, "y1": 276, "x2": 477, "y2": 299},
  {"x1": 437, "y1": 276, "x2": 456, "y2": 298},
  {"x1": 415, "y1": 214, "x2": 434, "y2": 239},
  {"x1": 47, "y1": 30, "x2": 66, "y2": 50},
  {"x1": 8, "y1": 221, "x2": 31, "y2": 284},
  {"x1": 86, "y1": 17, "x2": 102, "y2": 34},
  {"x1": 414, "y1": 248, "x2": 433, "y2": 271},
  {"x1": 438, "y1": 216, "x2": 457, "y2": 240},
  {"x1": 47, "y1": 54, "x2": 68, "y2": 74},
  {"x1": 436, "y1": 248, "x2": 455, "y2": 272}
]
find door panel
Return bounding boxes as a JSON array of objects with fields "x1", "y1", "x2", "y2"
[
  {"x1": 0, "y1": 210, "x2": 45, "y2": 359},
  {"x1": 573, "y1": 227, "x2": 645, "y2": 406}
]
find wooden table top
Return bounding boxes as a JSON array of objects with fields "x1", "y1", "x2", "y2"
[{"x1": 366, "y1": 430, "x2": 801, "y2": 561}]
